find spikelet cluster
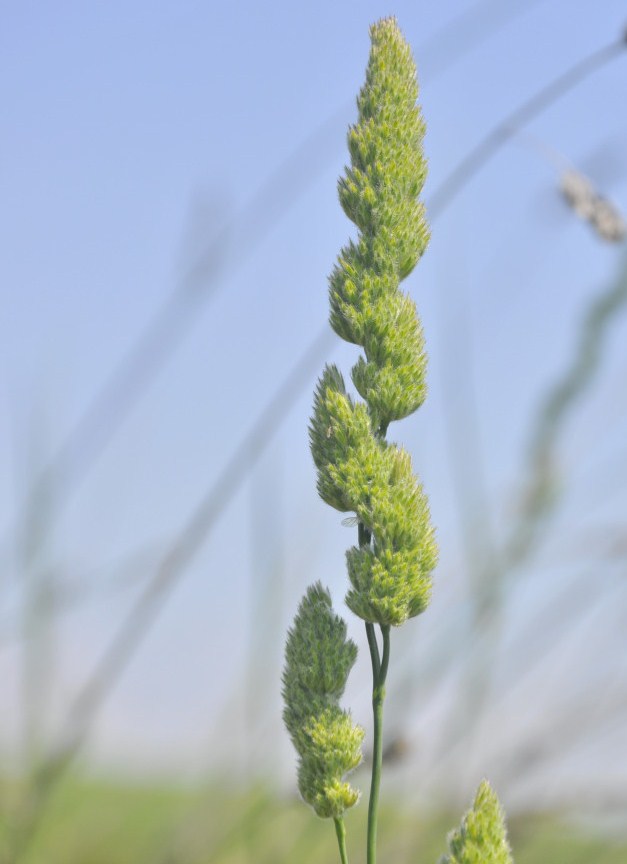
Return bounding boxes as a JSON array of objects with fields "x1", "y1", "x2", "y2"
[
  {"x1": 440, "y1": 781, "x2": 514, "y2": 864},
  {"x1": 282, "y1": 583, "x2": 364, "y2": 818},
  {"x1": 310, "y1": 18, "x2": 437, "y2": 627}
]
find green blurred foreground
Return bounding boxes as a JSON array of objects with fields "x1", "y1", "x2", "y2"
[{"x1": 1, "y1": 777, "x2": 626, "y2": 864}]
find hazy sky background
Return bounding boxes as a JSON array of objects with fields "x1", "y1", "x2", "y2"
[{"x1": 1, "y1": 0, "x2": 626, "y2": 807}]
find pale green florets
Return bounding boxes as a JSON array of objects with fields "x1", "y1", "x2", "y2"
[
  {"x1": 345, "y1": 446, "x2": 437, "y2": 626},
  {"x1": 310, "y1": 18, "x2": 438, "y2": 628},
  {"x1": 351, "y1": 291, "x2": 427, "y2": 427},
  {"x1": 309, "y1": 365, "x2": 373, "y2": 513},
  {"x1": 282, "y1": 583, "x2": 364, "y2": 818},
  {"x1": 330, "y1": 17, "x2": 430, "y2": 430},
  {"x1": 298, "y1": 707, "x2": 364, "y2": 818},
  {"x1": 310, "y1": 367, "x2": 435, "y2": 625},
  {"x1": 338, "y1": 18, "x2": 429, "y2": 277},
  {"x1": 440, "y1": 781, "x2": 514, "y2": 864}
]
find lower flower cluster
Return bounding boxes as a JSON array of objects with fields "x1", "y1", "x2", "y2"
[{"x1": 282, "y1": 583, "x2": 364, "y2": 819}]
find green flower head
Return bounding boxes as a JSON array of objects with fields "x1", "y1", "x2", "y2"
[
  {"x1": 440, "y1": 781, "x2": 514, "y2": 864},
  {"x1": 310, "y1": 18, "x2": 437, "y2": 628},
  {"x1": 330, "y1": 16, "x2": 430, "y2": 430},
  {"x1": 282, "y1": 583, "x2": 364, "y2": 818}
]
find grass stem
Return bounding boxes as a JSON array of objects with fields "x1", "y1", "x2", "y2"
[
  {"x1": 366, "y1": 623, "x2": 390, "y2": 864},
  {"x1": 334, "y1": 816, "x2": 349, "y2": 864}
]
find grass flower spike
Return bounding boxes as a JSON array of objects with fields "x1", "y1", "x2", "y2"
[
  {"x1": 308, "y1": 18, "x2": 437, "y2": 862},
  {"x1": 285, "y1": 18, "x2": 514, "y2": 864},
  {"x1": 440, "y1": 781, "x2": 514, "y2": 864},
  {"x1": 330, "y1": 16, "x2": 430, "y2": 430},
  {"x1": 312, "y1": 16, "x2": 437, "y2": 631}
]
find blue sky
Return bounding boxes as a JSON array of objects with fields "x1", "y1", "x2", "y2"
[{"x1": 1, "y1": 0, "x2": 627, "y2": 808}]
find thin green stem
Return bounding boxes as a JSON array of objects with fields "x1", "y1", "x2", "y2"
[
  {"x1": 366, "y1": 623, "x2": 390, "y2": 864},
  {"x1": 359, "y1": 524, "x2": 381, "y2": 679},
  {"x1": 334, "y1": 816, "x2": 349, "y2": 864},
  {"x1": 379, "y1": 624, "x2": 390, "y2": 682},
  {"x1": 365, "y1": 622, "x2": 381, "y2": 680}
]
